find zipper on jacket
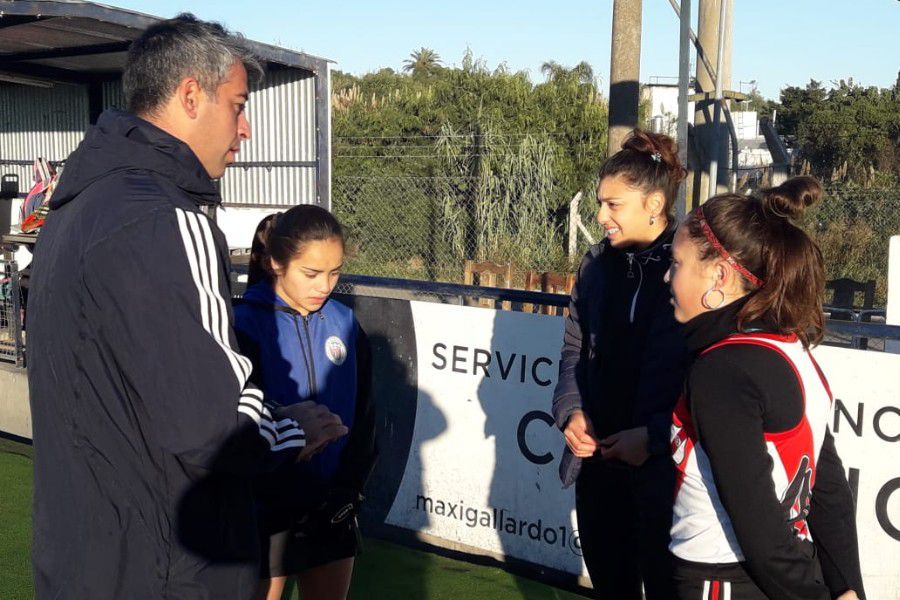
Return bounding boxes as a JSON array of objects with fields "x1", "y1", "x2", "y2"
[
  {"x1": 291, "y1": 315, "x2": 318, "y2": 399},
  {"x1": 629, "y1": 258, "x2": 643, "y2": 323},
  {"x1": 302, "y1": 316, "x2": 318, "y2": 397},
  {"x1": 622, "y1": 232, "x2": 672, "y2": 325}
]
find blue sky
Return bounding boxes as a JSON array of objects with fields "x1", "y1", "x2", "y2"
[{"x1": 107, "y1": 1, "x2": 898, "y2": 99}]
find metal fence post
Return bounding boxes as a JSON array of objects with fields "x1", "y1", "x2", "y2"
[
  {"x1": 568, "y1": 191, "x2": 582, "y2": 260},
  {"x1": 9, "y1": 258, "x2": 24, "y2": 367}
]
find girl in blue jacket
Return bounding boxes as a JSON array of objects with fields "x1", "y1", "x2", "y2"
[{"x1": 235, "y1": 206, "x2": 376, "y2": 600}]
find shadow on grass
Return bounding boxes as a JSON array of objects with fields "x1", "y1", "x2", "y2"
[{"x1": 1, "y1": 438, "x2": 585, "y2": 600}]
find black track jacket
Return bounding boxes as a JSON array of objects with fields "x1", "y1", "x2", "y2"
[{"x1": 28, "y1": 110, "x2": 312, "y2": 599}]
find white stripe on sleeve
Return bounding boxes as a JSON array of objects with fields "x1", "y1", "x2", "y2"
[{"x1": 175, "y1": 207, "x2": 305, "y2": 451}]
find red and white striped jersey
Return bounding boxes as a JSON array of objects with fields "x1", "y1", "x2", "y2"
[{"x1": 669, "y1": 333, "x2": 833, "y2": 563}]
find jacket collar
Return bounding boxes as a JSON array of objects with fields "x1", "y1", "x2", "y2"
[
  {"x1": 51, "y1": 109, "x2": 220, "y2": 210},
  {"x1": 683, "y1": 294, "x2": 777, "y2": 353}
]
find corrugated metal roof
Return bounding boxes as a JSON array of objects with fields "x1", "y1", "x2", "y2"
[
  {"x1": 0, "y1": 0, "x2": 332, "y2": 82},
  {"x1": 0, "y1": 1, "x2": 331, "y2": 209}
]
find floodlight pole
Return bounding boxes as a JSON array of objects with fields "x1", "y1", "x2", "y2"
[{"x1": 676, "y1": 0, "x2": 692, "y2": 220}]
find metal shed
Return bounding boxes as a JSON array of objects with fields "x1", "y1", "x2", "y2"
[{"x1": 0, "y1": 0, "x2": 333, "y2": 210}]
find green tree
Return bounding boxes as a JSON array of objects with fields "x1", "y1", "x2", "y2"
[
  {"x1": 403, "y1": 48, "x2": 442, "y2": 78},
  {"x1": 769, "y1": 79, "x2": 899, "y2": 181},
  {"x1": 742, "y1": 86, "x2": 776, "y2": 119},
  {"x1": 773, "y1": 79, "x2": 827, "y2": 138},
  {"x1": 332, "y1": 50, "x2": 607, "y2": 196},
  {"x1": 540, "y1": 60, "x2": 566, "y2": 82},
  {"x1": 540, "y1": 60, "x2": 594, "y2": 85}
]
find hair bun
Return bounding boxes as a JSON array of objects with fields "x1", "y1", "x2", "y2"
[
  {"x1": 621, "y1": 129, "x2": 687, "y2": 184},
  {"x1": 761, "y1": 176, "x2": 822, "y2": 220}
]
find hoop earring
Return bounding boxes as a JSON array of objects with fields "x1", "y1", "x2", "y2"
[
  {"x1": 701, "y1": 288, "x2": 725, "y2": 310},
  {"x1": 649, "y1": 215, "x2": 657, "y2": 226}
]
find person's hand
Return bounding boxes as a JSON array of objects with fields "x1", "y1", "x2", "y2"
[
  {"x1": 290, "y1": 401, "x2": 349, "y2": 462},
  {"x1": 835, "y1": 591, "x2": 860, "y2": 600},
  {"x1": 598, "y1": 426, "x2": 650, "y2": 467},
  {"x1": 563, "y1": 410, "x2": 600, "y2": 458}
]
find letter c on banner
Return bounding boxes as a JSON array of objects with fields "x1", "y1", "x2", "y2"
[
  {"x1": 531, "y1": 357, "x2": 553, "y2": 387},
  {"x1": 876, "y1": 477, "x2": 900, "y2": 542},
  {"x1": 518, "y1": 411, "x2": 555, "y2": 465},
  {"x1": 873, "y1": 406, "x2": 900, "y2": 443}
]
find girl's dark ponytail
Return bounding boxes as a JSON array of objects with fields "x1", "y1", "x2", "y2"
[
  {"x1": 760, "y1": 175, "x2": 822, "y2": 220},
  {"x1": 247, "y1": 213, "x2": 281, "y2": 287}
]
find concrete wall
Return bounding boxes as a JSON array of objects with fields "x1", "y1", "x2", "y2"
[
  {"x1": 215, "y1": 206, "x2": 282, "y2": 251},
  {"x1": 0, "y1": 364, "x2": 29, "y2": 439}
]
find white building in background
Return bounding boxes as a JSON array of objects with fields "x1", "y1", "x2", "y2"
[
  {"x1": 641, "y1": 81, "x2": 783, "y2": 178},
  {"x1": 641, "y1": 82, "x2": 690, "y2": 140},
  {"x1": 731, "y1": 110, "x2": 773, "y2": 170}
]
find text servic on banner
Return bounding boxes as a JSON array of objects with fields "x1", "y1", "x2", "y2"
[
  {"x1": 380, "y1": 300, "x2": 899, "y2": 597},
  {"x1": 384, "y1": 301, "x2": 586, "y2": 576}
]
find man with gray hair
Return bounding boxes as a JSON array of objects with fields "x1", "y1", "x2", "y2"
[{"x1": 27, "y1": 14, "x2": 347, "y2": 599}]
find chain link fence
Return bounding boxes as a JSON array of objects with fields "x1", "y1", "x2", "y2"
[
  {"x1": 332, "y1": 173, "x2": 900, "y2": 304},
  {"x1": 1, "y1": 257, "x2": 25, "y2": 365},
  {"x1": 332, "y1": 175, "x2": 598, "y2": 290},
  {"x1": 803, "y1": 187, "x2": 900, "y2": 306}
]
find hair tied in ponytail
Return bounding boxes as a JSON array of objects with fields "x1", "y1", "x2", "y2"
[
  {"x1": 760, "y1": 176, "x2": 822, "y2": 221},
  {"x1": 598, "y1": 129, "x2": 687, "y2": 221},
  {"x1": 685, "y1": 175, "x2": 827, "y2": 348}
]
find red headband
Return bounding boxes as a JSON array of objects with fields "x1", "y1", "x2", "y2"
[{"x1": 696, "y1": 206, "x2": 765, "y2": 288}]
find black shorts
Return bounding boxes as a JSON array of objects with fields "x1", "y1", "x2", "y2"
[{"x1": 259, "y1": 501, "x2": 362, "y2": 578}]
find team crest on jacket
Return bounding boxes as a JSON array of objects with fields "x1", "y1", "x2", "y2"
[
  {"x1": 671, "y1": 422, "x2": 687, "y2": 465},
  {"x1": 325, "y1": 336, "x2": 347, "y2": 365}
]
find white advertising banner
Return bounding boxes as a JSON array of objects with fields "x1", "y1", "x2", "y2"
[
  {"x1": 812, "y1": 345, "x2": 900, "y2": 598},
  {"x1": 384, "y1": 301, "x2": 585, "y2": 576},
  {"x1": 383, "y1": 301, "x2": 899, "y2": 596}
]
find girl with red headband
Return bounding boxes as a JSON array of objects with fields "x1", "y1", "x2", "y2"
[{"x1": 665, "y1": 177, "x2": 864, "y2": 599}]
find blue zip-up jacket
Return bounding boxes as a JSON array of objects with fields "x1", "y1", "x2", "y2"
[{"x1": 234, "y1": 282, "x2": 376, "y2": 498}]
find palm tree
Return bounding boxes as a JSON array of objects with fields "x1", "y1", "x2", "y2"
[
  {"x1": 541, "y1": 60, "x2": 595, "y2": 85},
  {"x1": 571, "y1": 61, "x2": 595, "y2": 85},
  {"x1": 403, "y1": 48, "x2": 442, "y2": 77},
  {"x1": 540, "y1": 60, "x2": 567, "y2": 83}
]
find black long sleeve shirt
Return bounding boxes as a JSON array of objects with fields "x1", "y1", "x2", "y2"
[{"x1": 678, "y1": 299, "x2": 865, "y2": 599}]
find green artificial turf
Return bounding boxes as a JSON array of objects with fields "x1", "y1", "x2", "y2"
[
  {"x1": 0, "y1": 438, "x2": 585, "y2": 599},
  {"x1": 344, "y1": 537, "x2": 585, "y2": 600},
  {"x1": 0, "y1": 439, "x2": 34, "y2": 600}
]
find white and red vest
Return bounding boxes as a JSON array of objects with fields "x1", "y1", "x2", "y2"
[{"x1": 669, "y1": 333, "x2": 833, "y2": 563}]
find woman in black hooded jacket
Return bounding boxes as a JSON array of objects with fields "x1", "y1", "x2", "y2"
[{"x1": 552, "y1": 129, "x2": 688, "y2": 599}]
